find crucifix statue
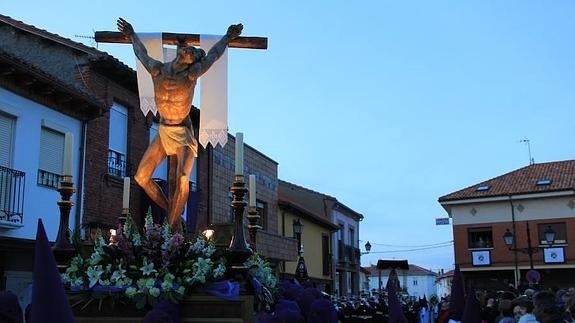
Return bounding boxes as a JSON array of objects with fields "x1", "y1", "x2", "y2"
[{"x1": 96, "y1": 18, "x2": 266, "y2": 229}]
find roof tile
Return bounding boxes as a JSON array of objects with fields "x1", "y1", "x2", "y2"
[{"x1": 438, "y1": 160, "x2": 575, "y2": 202}]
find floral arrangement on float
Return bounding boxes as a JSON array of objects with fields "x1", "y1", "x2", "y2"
[{"x1": 61, "y1": 209, "x2": 277, "y2": 310}]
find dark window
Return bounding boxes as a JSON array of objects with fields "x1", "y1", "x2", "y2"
[
  {"x1": 538, "y1": 222, "x2": 567, "y2": 245},
  {"x1": 322, "y1": 234, "x2": 331, "y2": 275},
  {"x1": 349, "y1": 227, "x2": 355, "y2": 246},
  {"x1": 256, "y1": 201, "x2": 267, "y2": 231},
  {"x1": 467, "y1": 227, "x2": 493, "y2": 248}
]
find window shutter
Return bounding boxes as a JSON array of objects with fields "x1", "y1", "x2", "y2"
[
  {"x1": 109, "y1": 103, "x2": 127, "y2": 154},
  {"x1": 40, "y1": 127, "x2": 64, "y2": 174},
  {"x1": 0, "y1": 113, "x2": 15, "y2": 167}
]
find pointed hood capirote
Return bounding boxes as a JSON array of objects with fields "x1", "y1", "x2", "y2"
[{"x1": 30, "y1": 219, "x2": 75, "y2": 323}]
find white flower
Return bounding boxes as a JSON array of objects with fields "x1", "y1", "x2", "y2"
[
  {"x1": 88, "y1": 251, "x2": 103, "y2": 265},
  {"x1": 161, "y1": 280, "x2": 173, "y2": 291},
  {"x1": 111, "y1": 266, "x2": 127, "y2": 282},
  {"x1": 140, "y1": 258, "x2": 157, "y2": 276},
  {"x1": 72, "y1": 277, "x2": 84, "y2": 287},
  {"x1": 192, "y1": 258, "x2": 213, "y2": 283},
  {"x1": 125, "y1": 287, "x2": 137, "y2": 298},
  {"x1": 149, "y1": 287, "x2": 161, "y2": 297},
  {"x1": 87, "y1": 265, "x2": 104, "y2": 288},
  {"x1": 213, "y1": 263, "x2": 226, "y2": 279},
  {"x1": 203, "y1": 244, "x2": 216, "y2": 257},
  {"x1": 191, "y1": 238, "x2": 206, "y2": 253},
  {"x1": 163, "y1": 272, "x2": 175, "y2": 282},
  {"x1": 132, "y1": 232, "x2": 142, "y2": 246},
  {"x1": 144, "y1": 207, "x2": 154, "y2": 232},
  {"x1": 161, "y1": 220, "x2": 172, "y2": 243}
]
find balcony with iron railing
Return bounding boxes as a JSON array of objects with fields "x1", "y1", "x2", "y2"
[
  {"x1": 108, "y1": 149, "x2": 130, "y2": 178},
  {"x1": 346, "y1": 245, "x2": 360, "y2": 265},
  {"x1": 37, "y1": 169, "x2": 61, "y2": 190},
  {"x1": 0, "y1": 165, "x2": 25, "y2": 228}
]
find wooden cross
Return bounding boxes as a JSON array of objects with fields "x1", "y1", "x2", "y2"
[{"x1": 94, "y1": 31, "x2": 267, "y2": 49}]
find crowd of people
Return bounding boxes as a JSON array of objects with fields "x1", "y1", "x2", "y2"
[
  {"x1": 327, "y1": 285, "x2": 575, "y2": 323},
  {"x1": 333, "y1": 295, "x2": 437, "y2": 322},
  {"x1": 435, "y1": 286, "x2": 575, "y2": 323}
]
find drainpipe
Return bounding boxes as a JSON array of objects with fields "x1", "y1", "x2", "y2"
[
  {"x1": 281, "y1": 209, "x2": 286, "y2": 278},
  {"x1": 509, "y1": 195, "x2": 519, "y2": 287},
  {"x1": 74, "y1": 121, "x2": 88, "y2": 236}
]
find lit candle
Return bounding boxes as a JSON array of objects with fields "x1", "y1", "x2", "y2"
[
  {"x1": 122, "y1": 177, "x2": 130, "y2": 209},
  {"x1": 249, "y1": 174, "x2": 256, "y2": 207},
  {"x1": 234, "y1": 132, "x2": 244, "y2": 176},
  {"x1": 63, "y1": 132, "x2": 73, "y2": 176}
]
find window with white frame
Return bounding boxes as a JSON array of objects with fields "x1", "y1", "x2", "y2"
[
  {"x1": 108, "y1": 103, "x2": 128, "y2": 177},
  {"x1": 413, "y1": 280, "x2": 418, "y2": 286},
  {"x1": 38, "y1": 126, "x2": 65, "y2": 189},
  {"x1": 0, "y1": 112, "x2": 15, "y2": 168},
  {"x1": 0, "y1": 112, "x2": 17, "y2": 216}
]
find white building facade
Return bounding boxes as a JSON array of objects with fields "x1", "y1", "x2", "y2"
[{"x1": 364, "y1": 264, "x2": 438, "y2": 299}]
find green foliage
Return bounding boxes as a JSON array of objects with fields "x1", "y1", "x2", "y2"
[{"x1": 62, "y1": 211, "x2": 277, "y2": 311}]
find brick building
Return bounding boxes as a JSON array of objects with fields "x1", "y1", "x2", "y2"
[
  {"x1": 0, "y1": 14, "x2": 297, "y2": 306},
  {"x1": 0, "y1": 14, "x2": 149, "y2": 305},
  {"x1": 438, "y1": 160, "x2": 575, "y2": 290},
  {"x1": 195, "y1": 135, "x2": 298, "y2": 265}
]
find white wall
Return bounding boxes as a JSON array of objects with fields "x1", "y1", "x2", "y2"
[
  {"x1": 436, "y1": 276, "x2": 451, "y2": 297},
  {"x1": 0, "y1": 87, "x2": 82, "y2": 240},
  {"x1": 332, "y1": 208, "x2": 360, "y2": 296},
  {"x1": 405, "y1": 275, "x2": 437, "y2": 299},
  {"x1": 450, "y1": 195, "x2": 575, "y2": 226},
  {"x1": 366, "y1": 272, "x2": 438, "y2": 299}
]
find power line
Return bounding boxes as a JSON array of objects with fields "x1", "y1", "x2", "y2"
[
  {"x1": 367, "y1": 243, "x2": 454, "y2": 254},
  {"x1": 365, "y1": 240, "x2": 454, "y2": 248}
]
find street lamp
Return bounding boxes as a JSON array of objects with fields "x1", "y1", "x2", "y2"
[
  {"x1": 293, "y1": 219, "x2": 308, "y2": 282},
  {"x1": 293, "y1": 218, "x2": 303, "y2": 253},
  {"x1": 362, "y1": 241, "x2": 371, "y2": 255},
  {"x1": 502, "y1": 222, "x2": 556, "y2": 271}
]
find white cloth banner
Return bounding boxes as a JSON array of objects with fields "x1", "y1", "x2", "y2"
[
  {"x1": 135, "y1": 33, "x2": 162, "y2": 116},
  {"x1": 199, "y1": 34, "x2": 228, "y2": 148}
]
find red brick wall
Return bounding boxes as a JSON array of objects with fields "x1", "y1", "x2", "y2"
[
  {"x1": 196, "y1": 134, "x2": 278, "y2": 236},
  {"x1": 82, "y1": 71, "x2": 149, "y2": 228},
  {"x1": 453, "y1": 218, "x2": 575, "y2": 268}
]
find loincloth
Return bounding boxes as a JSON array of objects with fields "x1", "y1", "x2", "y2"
[{"x1": 158, "y1": 120, "x2": 198, "y2": 157}]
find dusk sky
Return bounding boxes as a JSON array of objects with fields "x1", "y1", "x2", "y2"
[{"x1": 3, "y1": 1, "x2": 575, "y2": 272}]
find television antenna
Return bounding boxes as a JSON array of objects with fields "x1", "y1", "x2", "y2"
[{"x1": 519, "y1": 138, "x2": 534, "y2": 165}]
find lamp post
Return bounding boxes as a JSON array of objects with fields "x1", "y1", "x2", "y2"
[
  {"x1": 362, "y1": 241, "x2": 371, "y2": 255},
  {"x1": 360, "y1": 241, "x2": 371, "y2": 294},
  {"x1": 293, "y1": 218, "x2": 309, "y2": 282},
  {"x1": 503, "y1": 222, "x2": 556, "y2": 285}
]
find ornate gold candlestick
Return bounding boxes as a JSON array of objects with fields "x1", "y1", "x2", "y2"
[
  {"x1": 227, "y1": 175, "x2": 253, "y2": 266},
  {"x1": 119, "y1": 207, "x2": 129, "y2": 228},
  {"x1": 246, "y1": 206, "x2": 261, "y2": 252},
  {"x1": 53, "y1": 176, "x2": 76, "y2": 269}
]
